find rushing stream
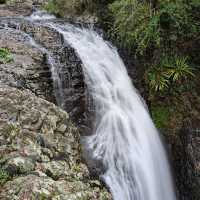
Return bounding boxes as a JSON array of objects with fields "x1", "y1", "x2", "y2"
[{"x1": 2, "y1": 11, "x2": 177, "y2": 200}]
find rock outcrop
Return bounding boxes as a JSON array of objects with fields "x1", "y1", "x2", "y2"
[
  {"x1": 163, "y1": 121, "x2": 200, "y2": 200},
  {"x1": 0, "y1": 16, "x2": 88, "y2": 130},
  {"x1": 0, "y1": 1, "x2": 111, "y2": 199},
  {"x1": 0, "y1": 28, "x2": 54, "y2": 102},
  {"x1": 0, "y1": 85, "x2": 111, "y2": 199}
]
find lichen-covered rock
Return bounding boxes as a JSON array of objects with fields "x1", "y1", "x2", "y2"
[{"x1": 0, "y1": 85, "x2": 111, "y2": 200}]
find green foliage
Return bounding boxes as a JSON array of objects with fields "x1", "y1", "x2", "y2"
[
  {"x1": 147, "y1": 56, "x2": 194, "y2": 92},
  {"x1": 109, "y1": 0, "x2": 200, "y2": 54},
  {"x1": 0, "y1": 48, "x2": 13, "y2": 64},
  {"x1": 147, "y1": 66, "x2": 169, "y2": 92},
  {"x1": 165, "y1": 56, "x2": 194, "y2": 81},
  {"x1": 109, "y1": 0, "x2": 160, "y2": 53},
  {"x1": 0, "y1": 168, "x2": 10, "y2": 185},
  {"x1": 45, "y1": 0, "x2": 98, "y2": 17},
  {"x1": 151, "y1": 105, "x2": 171, "y2": 129},
  {"x1": 190, "y1": 0, "x2": 200, "y2": 7}
]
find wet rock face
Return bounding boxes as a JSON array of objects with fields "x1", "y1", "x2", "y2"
[
  {"x1": 164, "y1": 125, "x2": 200, "y2": 200},
  {"x1": 181, "y1": 126, "x2": 200, "y2": 200},
  {"x1": 19, "y1": 21, "x2": 88, "y2": 128},
  {"x1": 0, "y1": 85, "x2": 111, "y2": 200},
  {"x1": 0, "y1": 17, "x2": 89, "y2": 129},
  {"x1": 0, "y1": 28, "x2": 54, "y2": 102}
]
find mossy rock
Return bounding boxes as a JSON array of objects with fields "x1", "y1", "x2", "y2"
[{"x1": 151, "y1": 105, "x2": 171, "y2": 129}]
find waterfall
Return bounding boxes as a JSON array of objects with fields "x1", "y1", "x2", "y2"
[
  {"x1": 4, "y1": 10, "x2": 177, "y2": 200},
  {"x1": 45, "y1": 23, "x2": 177, "y2": 200}
]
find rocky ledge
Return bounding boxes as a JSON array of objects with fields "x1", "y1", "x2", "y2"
[
  {"x1": 0, "y1": 28, "x2": 54, "y2": 102},
  {"x1": 0, "y1": 85, "x2": 111, "y2": 200},
  {"x1": 0, "y1": 1, "x2": 111, "y2": 199}
]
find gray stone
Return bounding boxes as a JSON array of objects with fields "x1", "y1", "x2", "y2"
[{"x1": 0, "y1": 86, "x2": 111, "y2": 199}]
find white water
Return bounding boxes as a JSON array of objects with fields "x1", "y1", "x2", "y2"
[
  {"x1": 27, "y1": 11, "x2": 176, "y2": 200},
  {"x1": 28, "y1": 10, "x2": 56, "y2": 21},
  {"x1": 48, "y1": 24, "x2": 177, "y2": 200}
]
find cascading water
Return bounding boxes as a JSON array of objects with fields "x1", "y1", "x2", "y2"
[
  {"x1": 27, "y1": 10, "x2": 56, "y2": 21},
  {"x1": 1, "y1": 10, "x2": 177, "y2": 200},
  {"x1": 47, "y1": 24, "x2": 177, "y2": 200}
]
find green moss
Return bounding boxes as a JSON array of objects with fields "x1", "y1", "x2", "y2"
[
  {"x1": 0, "y1": 48, "x2": 13, "y2": 64},
  {"x1": 0, "y1": 168, "x2": 10, "y2": 185},
  {"x1": 44, "y1": 0, "x2": 83, "y2": 17},
  {"x1": 44, "y1": 0, "x2": 60, "y2": 16},
  {"x1": 151, "y1": 105, "x2": 171, "y2": 129}
]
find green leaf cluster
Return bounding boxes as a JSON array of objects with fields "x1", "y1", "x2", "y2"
[
  {"x1": 0, "y1": 168, "x2": 10, "y2": 185},
  {"x1": 147, "y1": 56, "x2": 194, "y2": 92},
  {"x1": 0, "y1": 48, "x2": 13, "y2": 64}
]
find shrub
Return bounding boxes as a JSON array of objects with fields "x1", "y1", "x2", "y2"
[
  {"x1": 165, "y1": 56, "x2": 194, "y2": 82},
  {"x1": 44, "y1": 0, "x2": 59, "y2": 16},
  {"x1": 0, "y1": 48, "x2": 13, "y2": 64},
  {"x1": 109, "y1": 0, "x2": 200, "y2": 54},
  {"x1": 0, "y1": 169, "x2": 10, "y2": 185},
  {"x1": 109, "y1": 0, "x2": 159, "y2": 54},
  {"x1": 147, "y1": 56, "x2": 194, "y2": 92}
]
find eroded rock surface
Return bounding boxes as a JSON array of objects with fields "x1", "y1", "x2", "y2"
[
  {"x1": 0, "y1": 28, "x2": 54, "y2": 102},
  {"x1": 0, "y1": 85, "x2": 111, "y2": 200}
]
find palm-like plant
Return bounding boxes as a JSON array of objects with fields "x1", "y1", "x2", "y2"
[
  {"x1": 165, "y1": 56, "x2": 194, "y2": 81},
  {"x1": 147, "y1": 56, "x2": 194, "y2": 92},
  {"x1": 147, "y1": 66, "x2": 169, "y2": 92}
]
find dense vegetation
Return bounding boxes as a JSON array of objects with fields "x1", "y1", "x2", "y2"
[{"x1": 45, "y1": 0, "x2": 200, "y2": 129}]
